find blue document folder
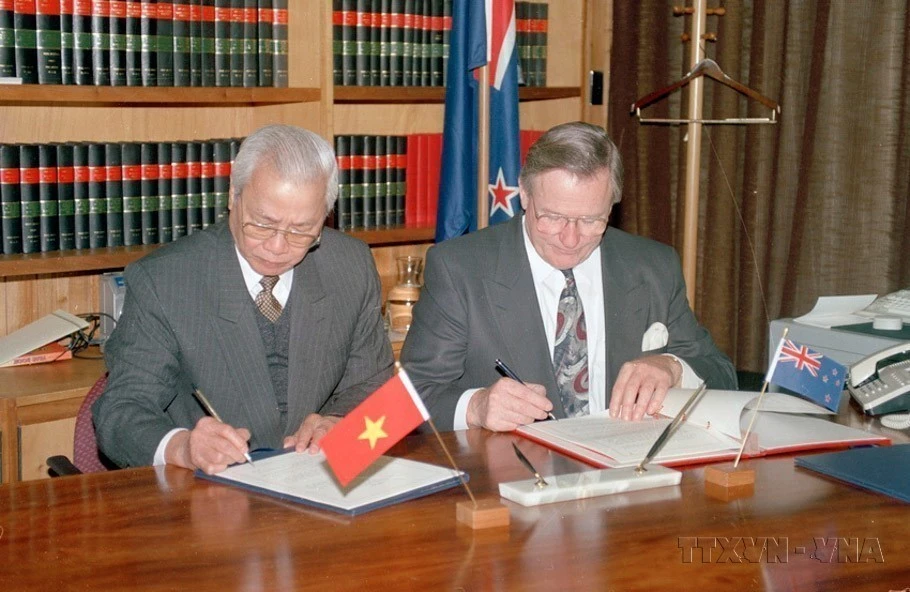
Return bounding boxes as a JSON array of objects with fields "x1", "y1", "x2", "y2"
[{"x1": 795, "y1": 444, "x2": 910, "y2": 502}]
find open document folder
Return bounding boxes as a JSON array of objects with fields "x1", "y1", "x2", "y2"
[
  {"x1": 196, "y1": 449, "x2": 465, "y2": 516},
  {"x1": 517, "y1": 389, "x2": 890, "y2": 469},
  {"x1": 0, "y1": 310, "x2": 88, "y2": 366}
]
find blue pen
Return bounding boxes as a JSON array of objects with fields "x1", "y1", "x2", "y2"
[{"x1": 494, "y1": 358, "x2": 558, "y2": 421}]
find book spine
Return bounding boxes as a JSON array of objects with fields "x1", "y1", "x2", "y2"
[
  {"x1": 72, "y1": 142, "x2": 89, "y2": 248},
  {"x1": 185, "y1": 141, "x2": 201, "y2": 232},
  {"x1": 378, "y1": 0, "x2": 389, "y2": 86},
  {"x1": 537, "y1": 2, "x2": 546, "y2": 87},
  {"x1": 394, "y1": 135, "x2": 405, "y2": 225},
  {"x1": 383, "y1": 134, "x2": 395, "y2": 226},
  {"x1": 56, "y1": 143, "x2": 75, "y2": 250},
  {"x1": 121, "y1": 142, "x2": 142, "y2": 245},
  {"x1": 339, "y1": 0, "x2": 354, "y2": 86},
  {"x1": 91, "y1": 0, "x2": 110, "y2": 85},
  {"x1": 19, "y1": 144, "x2": 40, "y2": 254},
  {"x1": 400, "y1": 0, "x2": 411, "y2": 86},
  {"x1": 155, "y1": 0, "x2": 172, "y2": 85},
  {"x1": 139, "y1": 142, "x2": 159, "y2": 244},
  {"x1": 441, "y1": 0, "x2": 449, "y2": 86},
  {"x1": 361, "y1": 134, "x2": 375, "y2": 228},
  {"x1": 367, "y1": 0, "x2": 378, "y2": 86},
  {"x1": 138, "y1": 0, "x2": 158, "y2": 86},
  {"x1": 212, "y1": 0, "x2": 227, "y2": 85},
  {"x1": 170, "y1": 141, "x2": 187, "y2": 238},
  {"x1": 374, "y1": 134, "x2": 387, "y2": 227},
  {"x1": 269, "y1": 0, "x2": 283, "y2": 86},
  {"x1": 1, "y1": 0, "x2": 15, "y2": 76},
  {"x1": 255, "y1": 0, "x2": 270, "y2": 86},
  {"x1": 0, "y1": 345, "x2": 72, "y2": 366},
  {"x1": 36, "y1": 0, "x2": 63, "y2": 83},
  {"x1": 331, "y1": 0, "x2": 340, "y2": 85},
  {"x1": 123, "y1": 0, "x2": 141, "y2": 84},
  {"x1": 388, "y1": 0, "x2": 401, "y2": 86},
  {"x1": 38, "y1": 144, "x2": 59, "y2": 252},
  {"x1": 171, "y1": 0, "x2": 188, "y2": 85},
  {"x1": 239, "y1": 0, "x2": 253, "y2": 85},
  {"x1": 187, "y1": 0, "x2": 199, "y2": 84},
  {"x1": 200, "y1": 140, "x2": 214, "y2": 227},
  {"x1": 516, "y1": 1, "x2": 527, "y2": 85},
  {"x1": 156, "y1": 141, "x2": 172, "y2": 242},
  {"x1": 59, "y1": 0, "x2": 73, "y2": 83},
  {"x1": 199, "y1": 0, "x2": 213, "y2": 84},
  {"x1": 109, "y1": 0, "x2": 126, "y2": 84},
  {"x1": 414, "y1": 133, "x2": 426, "y2": 225},
  {"x1": 349, "y1": 135, "x2": 363, "y2": 228},
  {"x1": 353, "y1": 0, "x2": 367, "y2": 85},
  {"x1": 212, "y1": 139, "x2": 229, "y2": 222},
  {"x1": 71, "y1": 0, "x2": 91, "y2": 83},
  {"x1": 13, "y1": 0, "x2": 39, "y2": 83},
  {"x1": 334, "y1": 135, "x2": 351, "y2": 230},
  {"x1": 104, "y1": 142, "x2": 123, "y2": 246},
  {"x1": 429, "y1": 0, "x2": 441, "y2": 86},
  {"x1": 418, "y1": 0, "x2": 430, "y2": 86},
  {"x1": 404, "y1": 133, "x2": 416, "y2": 225},
  {"x1": 227, "y1": 0, "x2": 240, "y2": 85},
  {"x1": 87, "y1": 144, "x2": 107, "y2": 248},
  {"x1": 426, "y1": 131, "x2": 441, "y2": 227},
  {"x1": 0, "y1": 144, "x2": 21, "y2": 255}
]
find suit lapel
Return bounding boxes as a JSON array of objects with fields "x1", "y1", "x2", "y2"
[
  {"x1": 210, "y1": 226, "x2": 281, "y2": 447},
  {"x1": 484, "y1": 217, "x2": 560, "y2": 411},
  {"x1": 286, "y1": 252, "x2": 329, "y2": 436},
  {"x1": 601, "y1": 229, "x2": 647, "y2": 398}
]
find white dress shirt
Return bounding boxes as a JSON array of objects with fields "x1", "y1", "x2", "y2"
[
  {"x1": 453, "y1": 215, "x2": 700, "y2": 429},
  {"x1": 152, "y1": 247, "x2": 294, "y2": 466}
]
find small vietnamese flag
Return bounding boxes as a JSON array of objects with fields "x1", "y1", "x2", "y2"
[{"x1": 320, "y1": 370, "x2": 430, "y2": 487}]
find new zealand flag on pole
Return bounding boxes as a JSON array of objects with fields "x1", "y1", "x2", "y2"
[
  {"x1": 436, "y1": 0, "x2": 521, "y2": 242},
  {"x1": 766, "y1": 339, "x2": 847, "y2": 412}
]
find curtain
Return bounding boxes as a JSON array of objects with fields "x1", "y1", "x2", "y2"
[{"x1": 608, "y1": 0, "x2": 910, "y2": 372}]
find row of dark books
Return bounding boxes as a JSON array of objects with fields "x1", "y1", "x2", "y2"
[
  {"x1": 516, "y1": 1, "x2": 548, "y2": 87},
  {"x1": 0, "y1": 139, "x2": 240, "y2": 255},
  {"x1": 333, "y1": 129, "x2": 546, "y2": 232},
  {"x1": 332, "y1": 0, "x2": 452, "y2": 87},
  {"x1": 0, "y1": 0, "x2": 288, "y2": 87}
]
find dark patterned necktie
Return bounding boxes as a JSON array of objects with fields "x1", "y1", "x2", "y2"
[
  {"x1": 256, "y1": 275, "x2": 282, "y2": 322},
  {"x1": 552, "y1": 269, "x2": 589, "y2": 416}
]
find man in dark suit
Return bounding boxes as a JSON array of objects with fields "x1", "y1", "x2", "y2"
[
  {"x1": 95, "y1": 125, "x2": 394, "y2": 473},
  {"x1": 401, "y1": 122, "x2": 736, "y2": 432}
]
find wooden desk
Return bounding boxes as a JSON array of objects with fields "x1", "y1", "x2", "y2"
[
  {"x1": 2, "y1": 427, "x2": 908, "y2": 590},
  {"x1": 0, "y1": 353, "x2": 106, "y2": 483}
]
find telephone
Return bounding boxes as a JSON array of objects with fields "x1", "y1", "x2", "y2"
[{"x1": 847, "y1": 342, "x2": 910, "y2": 416}]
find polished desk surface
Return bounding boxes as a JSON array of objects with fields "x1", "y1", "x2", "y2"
[{"x1": 2, "y1": 419, "x2": 909, "y2": 591}]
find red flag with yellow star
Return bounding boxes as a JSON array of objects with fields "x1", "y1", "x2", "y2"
[{"x1": 320, "y1": 370, "x2": 430, "y2": 487}]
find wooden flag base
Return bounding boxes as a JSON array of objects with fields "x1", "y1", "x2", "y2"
[
  {"x1": 456, "y1": 498, "x2": 511, "y2": 529},
  {"x1": 704, "y1": 464, "x2": 755, "y2": 501}
]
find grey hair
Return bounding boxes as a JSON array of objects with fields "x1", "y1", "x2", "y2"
[
  {"x1": 519, "y1": 121, "x2": 623, "y2": 205},
  {"x1": 231, "y1": 124, "x2": 339, "y2": 213}
]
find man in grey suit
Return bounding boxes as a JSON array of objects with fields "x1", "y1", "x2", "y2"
[
  {"x1": 401, "y1": 122, "x2": 736, "y2": 432},
  {"x1": 95, "y1": 125, "x2": 394, "y2": 473}
]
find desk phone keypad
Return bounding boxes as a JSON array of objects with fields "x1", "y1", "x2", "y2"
[{"x1": 852, "y1": 360, "x2": 910, "y2": 401}]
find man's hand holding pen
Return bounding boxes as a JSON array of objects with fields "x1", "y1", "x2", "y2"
[
  {"x1": 165, "y1": 417, "x2": 254, "y2": 475},
  {"x1": 467, "y1": 378, "x2": 553, "y2": 432}
]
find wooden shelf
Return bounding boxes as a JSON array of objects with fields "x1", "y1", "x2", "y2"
[
  {"x1": 333, "y1": 86, "x2": 581, "y2": 104},
  {"x1": 0, "y1": 85, "x2": 321, "y2": 106},
  {"x1": 0, "y1": 227, "x2": 435, "y2": 278}
]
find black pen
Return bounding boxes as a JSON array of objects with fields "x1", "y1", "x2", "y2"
[
  {"x1": 494, "y1": 358, "x2": 558, "y2": 421},
  {"x1": 192, "y1": 386, "x2": 256, "y2": 467}
]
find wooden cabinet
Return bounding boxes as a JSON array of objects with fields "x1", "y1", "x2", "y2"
[{"x1": 0, "y1": 0, "x2": 607, "y2": 482}]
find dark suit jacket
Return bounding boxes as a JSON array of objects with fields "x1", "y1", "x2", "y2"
[
  {"x1": 94, "y1": 222, "x2": 394, "y2": 467},
  {"x1": 400, "y1": 216, "x2": 737, "y2": 430}
]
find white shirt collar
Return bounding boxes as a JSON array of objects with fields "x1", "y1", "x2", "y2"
[{"x1": 234, "y1": 246, "x2": 294, "y2": 307}]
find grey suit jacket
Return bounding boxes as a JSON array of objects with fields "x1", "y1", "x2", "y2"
[
  {"x1": 400, "y1": 215, "x2": 737, "y2": 430},
  {"x1": 94, "y1": 221, "x2": 394, "y2": 467}
]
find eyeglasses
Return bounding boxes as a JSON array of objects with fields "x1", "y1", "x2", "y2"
[
  {"x1": 241, "y1": 221, "x2": 322, "y2": 249},
  {"x1": 529, "y1": 206, "x2": 608, "y2": 237}
]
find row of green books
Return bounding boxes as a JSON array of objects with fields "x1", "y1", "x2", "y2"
[
  {"x1": 516, "y1": 1, "x2": 548, "y2": 87},
  {"x1": 0, "y1": 0, "x2": 287, "y2": 87},
  {"x1": 0, "y1": 139, "x2": 239, "y2": 255}
]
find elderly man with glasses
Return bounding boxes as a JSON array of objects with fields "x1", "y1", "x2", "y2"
[
  {"x1": 401, "y1": 122, "x2": 736, "y2": 432},
  {"x1": 95, "y1": 125, "x2": 393, "y2": 474}
]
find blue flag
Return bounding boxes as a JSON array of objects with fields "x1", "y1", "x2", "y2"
[
  {"x1": 766, "y1": 339, "x2": 847, "y2": 412},
  {"x1": 436, "y1": 0, "x2": 521, "y2": 242}
]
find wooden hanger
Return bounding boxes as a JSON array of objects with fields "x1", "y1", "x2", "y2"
[{"x1": 630, "y1": 58, "x2": 780, "y2": 124}]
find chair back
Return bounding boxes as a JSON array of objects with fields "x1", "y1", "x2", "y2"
[{"x1": 72, "y1": 374, "x2": 110, "y2": 473}]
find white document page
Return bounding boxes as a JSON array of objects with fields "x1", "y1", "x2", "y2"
[
  {"x1": 794, "y1": 294, "x2": 877, "y2": 328},
  {"x1": 212, "y1": 452, "x2": 461, "y2": 512}
]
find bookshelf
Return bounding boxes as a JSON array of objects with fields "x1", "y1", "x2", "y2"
[{"x1": 0, "y1": 0, "x2": 608, "y2": 482}]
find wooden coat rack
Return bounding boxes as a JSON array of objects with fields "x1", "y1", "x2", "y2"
[{"x1": 630, "y1": 0, "x2": 780, "y2": 306}]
